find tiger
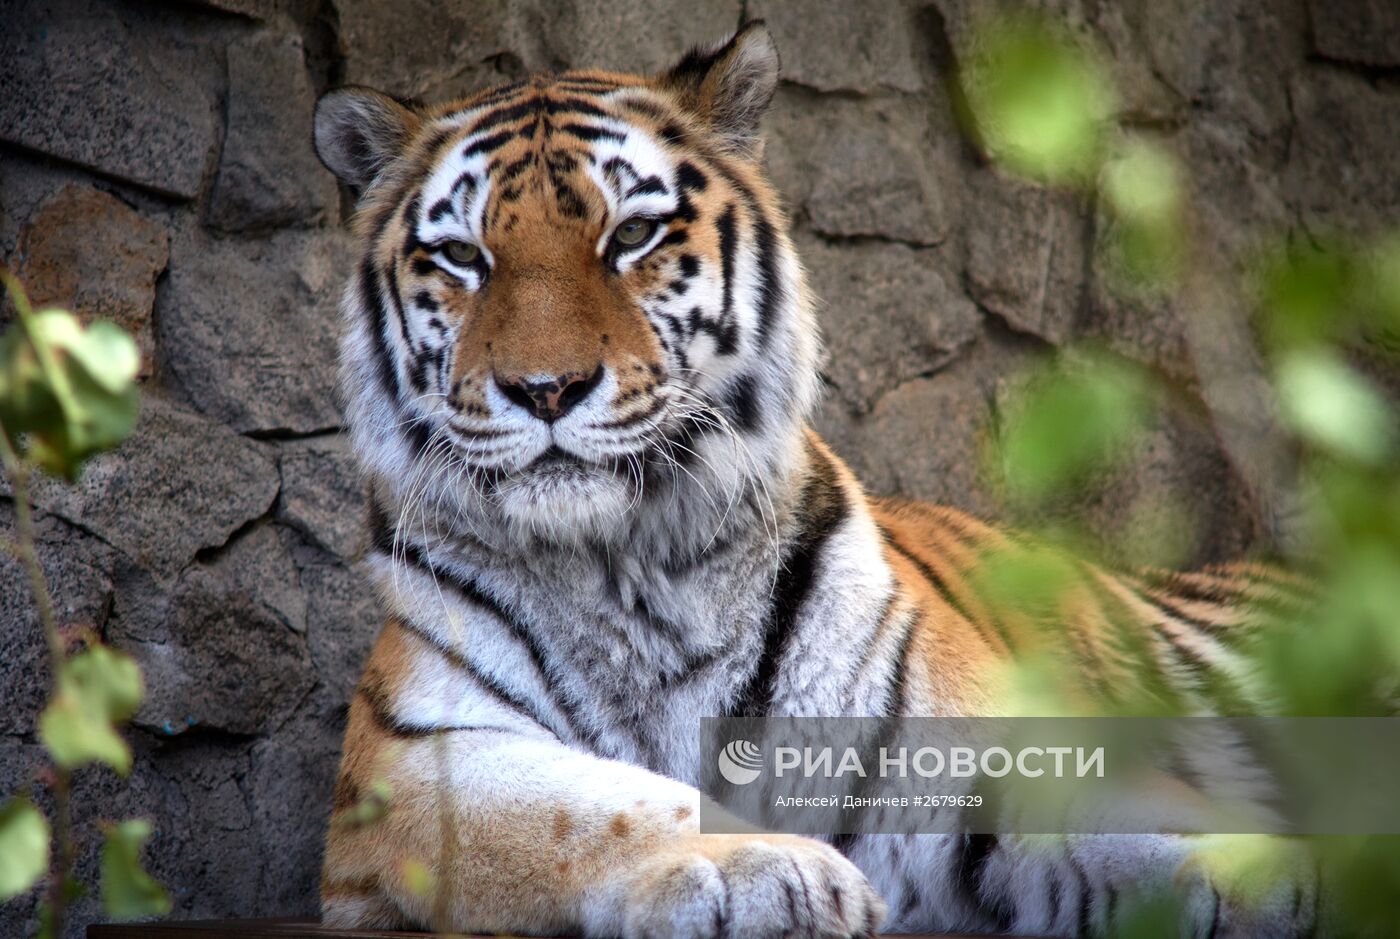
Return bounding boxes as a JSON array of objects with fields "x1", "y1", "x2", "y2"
[{"x1": 310, "y1": 22, "x2": 1320, "y2": 938}]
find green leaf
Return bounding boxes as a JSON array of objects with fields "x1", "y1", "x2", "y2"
[
  {"x1": 960, "y1": 14, "x2": 1115, "y2": 184},
  {"x1": 1257, "y1": 244, "x2": 1353, "y2": 354},
  {"x1": 38, "y1": 696, "x2": 132, "y2": 775},
  {"x1": 37, "y1": 644, "x2": 143, "y2": 774},
  {"x1": 401, "y1": 858, "x2": 436, "y2": 898},
  {"x1": 0, "y1": 798, "x2": 49, "y2": 901},
  {"x1": 1276, "y1": 350, "x2": 1394, "y2": 465},
  {"x1": 64, "y1": 644, "x2": 144, "y2": 723},
  {"x1": 1100, "y1": 138, "x2": 1185, "y2": 288},
  {"x1": 0, "y1": 307, "x2": 140, "y2": 480},
  {"x1": 996, "y1": 354, "x2": 1153, "y2": 502},
  {"x1": 100, "y1": 820, "x2": 171, "y2": 920}
]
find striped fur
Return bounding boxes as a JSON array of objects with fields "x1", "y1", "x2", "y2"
[{"x1": 312, "y1": 24, "x2": 1317, "y2": 938}]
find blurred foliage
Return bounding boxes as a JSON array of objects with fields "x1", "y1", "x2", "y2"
[
  {"x1": 99, "y1": 821, "x2": 171, "y2": 920},
  {"x1": 0, "y1": 282, "x2": 139, "y2": 481},
  {"x1": 400, "y1": 858, "x2": 437, "y2": 900},
  {"x1": 959, "y1": 13, "x2": 1400, "y2": 938},
  {"x1": 1, "y1": 272, "x2": 166, "y2": 936},
  {"x1": 959, "y1": 12, "x2": 1115, "y2": 185},
  {"x1": 0, "y1": 800, "x2": 50, "y2": 902},
  {"x1": 39, "y1": 644, "x2": 145, "y2": 776}
]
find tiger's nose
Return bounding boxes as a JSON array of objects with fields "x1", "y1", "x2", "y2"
[{"x1": 494, "y1": 366, "x2": 604, "y2": 423}]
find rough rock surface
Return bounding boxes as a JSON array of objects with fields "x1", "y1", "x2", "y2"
[
  {"x1": 207, "y1": 30, "x2": 337, "y2": 233},
  {"x1": 965, "y1": 173, "x2": 1086, "y2": 346},
  {"x1": 9, "y1": 184, "x2": 169, "y2": 377},
  {"x1": 1, "y1": 3, "x2": 1396, "y2": 936},
  {"x1": 113, "y1": 524, "x2": 315, "y2": 737},
  {"x1": 1307, "y1": 0, "x2": 1400, "y2": 68},
  {"x1": 276, "y1": 434, "x2": 364, "y2": 560},
  {"x1": 0, "y1": 0, "x2": 222, "y2": 199},
  {"x1": 799, "y1": 234, "x2": 980, "y2": 412},
  {"x1": 12, "y1": 393, "x2": 279, "y2": 580},
  {"x1": 157, "y1": 226, "x2": 347, "y2": 434}
]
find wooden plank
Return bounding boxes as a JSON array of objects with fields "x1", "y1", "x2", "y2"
[{"x1": 87, "y1": 919, "x2": 982, "y2": 939}]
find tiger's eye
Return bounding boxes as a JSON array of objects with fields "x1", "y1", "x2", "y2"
[
  {"x1": 442, "y1": 240, "x2": 481, "y2": 266},
  {"x1": 612, "y1": 218, "x2": 656, "y2": 248}
]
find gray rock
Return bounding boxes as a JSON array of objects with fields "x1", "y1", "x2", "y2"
[
  {"x1": 0, "y1": 0, "x2": 221, "y2": 199},
  {"x1": 276, "y1": 435, "x2": 365, "y2": 560},
  {"x1": 1083, "y1": 203, "x2": 1192, "y2": 385},
  {"x1": 339, "y1": 0, "x2": 742, "y2": 102},
  {"x1": 0, "y1": 506, "x2": 119, "y2": 734},
  {"x1": 517, "y1": 0, "x2": 744, "y2": 75},
  {"x1": 1307, "y1": 0, "x2": 1400, "y2": 67},
  {"x1": 157, "y1": 226, "x2": 349, "y2": 434},
  {"x1": 248, "y1": 705, "x2": 345, "y2": 910},
  {"x1": 298, "y1": 552, "x2": 382, "y2": 708},
  {"x1": 10, "y1": 184, "x2": 169, "y2": 378},
  {"x1": 821, "y1": 362, "x2": 1000, "y2": 518},
  {"x1": 207, "y1": 30, "x2": 338, "y2": 233},
  {"x1": 1286, "y1": 68, "x2": 1400, "y2": 237},
  {"x1": 965, "y1": 173, "x2": 1086, "y2": 345},
  {"x1": 168, "y1": 0, "x2": 283, "y2": 19},
  {"x1": 748, "y1": 0, "x2": 925, "y2": 93},
  {"x1": 1101, "y1": 0, "x2": 1304, "y2": 141},
  {"x1": 337, "y1": 0, "x2": 516, "y2": 100},
  {"x1": 0, "y1": 150, "x2": 96, "y2": 261},
  {"x1": 15, "y1": 393, "x2": 279, "y2": 580},
  {"x1": 799, "y1": 232, "x2": 981, "y2": 415},
  {"x1": 765, "y1": 89, "x2": 955, "y2": 245},
  {"x1": 117, "y1": 524, "x2": 315, "y2": 736}
]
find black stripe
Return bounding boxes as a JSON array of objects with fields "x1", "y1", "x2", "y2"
[
  {"x1": 626, "y1": 175, "x2": 667, "y2": 197},
  {"x1": 829, "y1": 610, "x2": 913, "y2": 850},
  {"x1": 385, "y1": 262, "x2": 413, "y2": 353},
  {"x1": 591, "y1": 394, "x2": 666, "y2": 431},
  {"x1": 879, "y1": 527, "x2": 1008, "y2": 652},
  {"x1": 557, "y1": 123, "x2": 625, "y2": 143},
  {"x1": 1071, "y1": 857, "x2": 1093, "y2": 936},
  {"x1": 752, "y1": 215, "x2": 781, "y2": 350},
  {"x1": 721, "y1": 373, "x2": 761, "y2": 432},
  {"x1": 730, "y1": 444, "x2": 849, "y2": 716},
  {"x1": 953, "y1": 834, "x2": 1011, "y2": 931},
  {"x1": 462, "y1": 129, "x2": 516, "y2": 159},
  {"x1": 358, "y1": 260, "x2": 403, "y2": 406},
  {"x1": 1149, "y1": 620, "x2": 1254, "y2": 714},
  {"x1": 543, "y1": 96, "x2": 610, "y2": 119},
  {"x1": 552, "y1": 177, "x2": 590, "y2": 219},
  {"x1": 392, "y1": 619, "x2": 561, "y2": 738},
  {"x1": 469, "y1": 97, "x2": 544, "y2": 135},
  {"x1": 1133, "y1": 584, "x2": 1233, "y2": 636},
  {"x1": 427, "y1": 198, "x2": 454, "y2": 223},
  {"x1": 448, "y1": 80, "x2": 526, "y2": 115},
  {"x1": 356, "y1": 684, "x2": 514, "y2": 739},
  {"x1": 388, "y1": 538, "x2": 593, "y2": 744},
  {"x1": 676, "y1": 161, "x2": 708, "y2": 193},
  {"x1": 714, "y1": 204, "x2": 740, "y2": 355}
]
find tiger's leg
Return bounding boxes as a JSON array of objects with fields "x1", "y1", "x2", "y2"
[
  {"x1": 858, "y1": 832, "x2": 1319, "y2": 938},
  {"x1": 321, "y1": 695, "x2": 886, "y2": 938}
]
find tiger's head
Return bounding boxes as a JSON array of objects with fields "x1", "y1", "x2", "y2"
[{"x1": 314, "y1": 24, "x2": 819, "y2": 548}]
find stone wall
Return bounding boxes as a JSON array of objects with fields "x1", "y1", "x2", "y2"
[{"x1": 1, "y1": 0, "x2": 1396, "y2": 932}]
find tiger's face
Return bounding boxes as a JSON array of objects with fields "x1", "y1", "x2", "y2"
[{"x1": 315, "y1": 24, "x2": 818, "y2": 543}]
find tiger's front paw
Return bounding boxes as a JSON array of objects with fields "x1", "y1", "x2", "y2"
[{"x1": 604, "y1": 834, "x2": 886, "y2": 939}]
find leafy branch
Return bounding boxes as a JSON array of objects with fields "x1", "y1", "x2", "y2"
[
  {"x1": 957, "y1": 12, "x2": 1400, "y2": 936},
  {"x1": 0, "y1": 271, "x2": 169, "y2": 937}
]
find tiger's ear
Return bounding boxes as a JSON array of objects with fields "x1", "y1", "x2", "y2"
[
  {"x1": 658, "y1": 21, "x2": 779, "y2": 157},
  {"x1": 313, "y1": 86, "x2": 420, "y2": 190}
]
